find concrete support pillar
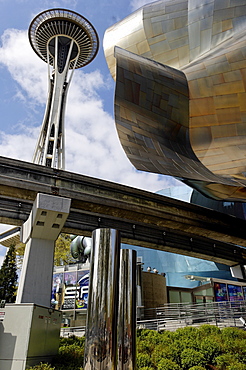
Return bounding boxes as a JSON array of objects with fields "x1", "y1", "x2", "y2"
[
  {"x1": 117, "y1": 249, "x2": 136, "y2": 370},
  {"x1": 84, "y1": 228, "x2": 120, "y2": 370},
  {"x1": 16, "y1": 193, "x2": 71, "y2": 307}
]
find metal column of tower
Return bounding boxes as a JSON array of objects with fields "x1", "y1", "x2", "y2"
[{"x1": 29, "y1": 9, "x2": 99, "y2": 169}]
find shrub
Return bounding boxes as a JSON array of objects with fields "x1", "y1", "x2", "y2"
[
  {"x1": 174, "y1": 326, "x2": 198, "y2": 340},
  {"x1": 137, "y1": 352, "x2": 153, "y2": 368},
  {"x1": 28, "y1": 326, "x2": 246, "y2": 370},
  {"x1": 199, "y1": 336, "x2": 221, "y2": 364},
  {"x1": 157, "y1": 358, "x2": 180, "y2": 370},
  {"x1": 221, "y1": 326, "x2": 246, "y2": 340},
  {"x1": 215, "y1": 353, "x2": 246, "y2": 370},
  {"x1": 228, "y1": 364, "x2": 246, "y2": 370},
  {"x1": 175, "y1": 338, "x2": 199, "y2": 351},
  {"x1": 53, "y1": 343, "x2": 84, "y2": 369},
  {"x1": 180, "y1": 348, "x2": 206, "y2": 370},
  {"x1": 218, "y1": 336, "x2": 246, "y2": 364},
  {"x1": 59, "y1": 335, "x2": 85, "y2": 347},
  {"x1": 137, "y1": 337, "x2": 156, "y2": 355},
  {"x1": 197, "y1": 324, "x2": 221, "y2": 337},
  {"x1": 28, "y1": 364, "x2": 55, "y2": 370},
  {"x1": 152, "y1": 343, "x2": 180, "y2": 367}
]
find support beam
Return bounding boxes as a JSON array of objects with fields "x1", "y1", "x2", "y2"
[
  {"x1": 16, "y1": 193, "x2": 71, "y2": 307},
  {"x1": 0, "y1": 156, "x2": 246, "y2": 265}
]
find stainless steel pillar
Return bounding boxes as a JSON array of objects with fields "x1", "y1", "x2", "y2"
[
  {"x1": 117, "y1": 249, "x2": 136, "y2": 370},
  {"x1": 84, "y1": 228, "x2": 120, "y2": 370}
]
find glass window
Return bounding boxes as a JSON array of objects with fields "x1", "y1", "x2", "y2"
[
  {"x1": 181, "y1": 291, "x2": 192, "y2": 303},
  {"x1": 227, "y1": 284, "x2": 243, "y2": 301},
  {"x1": 169, "y1": 290, "x2": 180, "y2": 303}
]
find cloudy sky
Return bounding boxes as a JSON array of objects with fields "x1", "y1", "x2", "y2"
[{"x1": 0, "y1": 0, "x2": 184, "y2": 265}]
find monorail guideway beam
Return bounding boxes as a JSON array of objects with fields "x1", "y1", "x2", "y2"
[{"x1": 0, "y1": 156, "x2": 246, "y2": 266}]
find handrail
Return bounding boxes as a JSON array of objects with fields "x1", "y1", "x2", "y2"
[{"x1": 138, "y1": 300, "x2": 246, "y2": 331}]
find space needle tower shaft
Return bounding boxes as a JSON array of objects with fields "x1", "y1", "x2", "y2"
[{"x1": 29, "y1": 9, "x2": 99, "y2": 169}]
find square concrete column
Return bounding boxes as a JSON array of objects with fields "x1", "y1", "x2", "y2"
[{"x1": 16, "y1": 193, "x2": 71, "y2": 307}]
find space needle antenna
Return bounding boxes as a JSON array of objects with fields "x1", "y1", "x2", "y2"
[{"x1": 29, "y1": 9, "x2": 99, "y2": 169}]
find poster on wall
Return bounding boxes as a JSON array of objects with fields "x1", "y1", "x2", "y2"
[
  {"x1": 62, "y1": 271, "x2": 78, "y2": 309},
  {"x1": 227, "y1": 284, "x2": 243, "y2": 301},
  {"x1": 243, "y1": 287, "x2": 246, "y2": 300},
  {"x1": 214, "y1": 282, "x2": 228, "y2": 302},
  {"x1": 76, "y1": 270, "x2": 90, "y2": 309},
  {"x1": 51, "y1": 273, "x2": 64, "y2": 309}
]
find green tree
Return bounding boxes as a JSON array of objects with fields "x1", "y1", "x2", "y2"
[
  {"x1": 15, "y1": 234, "x2": 76, "y2": 269},
  {"x1": 53, "y1": 234, "x2": 76, "y2": 266},
  {"x1": 0, "y1": 244, "x2": 18, "y2": 303}
]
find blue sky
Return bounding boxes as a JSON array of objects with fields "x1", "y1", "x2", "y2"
[{"x1": 0, "y1": 0, "x2": 182, "y2": 264}]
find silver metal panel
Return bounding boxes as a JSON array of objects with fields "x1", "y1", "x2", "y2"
[
  {"x1": 114, "y1": 47, "x2": 233, "y2": 185},
  {"x1": 117, "y1": 249, "x2": 136, "y2": 370},
  {"x1": 104, "y1": 0, "x2": 246, "y2": 201},
  {"x1": 84, "y1": 228, "x2": 120, "y2": 370}
]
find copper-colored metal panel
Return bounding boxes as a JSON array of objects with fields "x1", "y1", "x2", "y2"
[{"x1": 104, "y1": 0, "x2": 246, "y2": 200}]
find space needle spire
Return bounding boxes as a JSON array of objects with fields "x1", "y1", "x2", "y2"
[{"x1": 29, "y1": 9, "x2": 99, "y2": 169}]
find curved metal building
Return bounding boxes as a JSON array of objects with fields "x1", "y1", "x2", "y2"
[
  {"x1": 30, "y1": 9, "x2": 99, "y2": 169},
  {"x1": 104, "y1": 0, "x2": 246, "y2": 201}
]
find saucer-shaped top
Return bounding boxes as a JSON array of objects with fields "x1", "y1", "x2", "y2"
[{"x1": 29, "y1": 8, "x2": 99, "y2": 69}]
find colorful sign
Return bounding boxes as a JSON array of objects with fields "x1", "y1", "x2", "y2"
[
  {"x1": 227, "y1": 284, "x2": 243, "y2": 301},
  {"x1": 63, "y1": 271, "x2": 77, "y2": 309},
  {"x1": 76, "y1": 271, "x2": 89, "y2": 309},
  {"x1": 51, "y1": 269, "x2": 90, "y2": 310},
  {"x1": 243, "y1": 287, "x2": 246, "y2": 300},
  {"x1": 214, "y1": 283, "x2": 228, "y2": 302}
]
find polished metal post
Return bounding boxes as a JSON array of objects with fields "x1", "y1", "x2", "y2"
[
  {"x1": 84, "y1": 228, "x2": 120, "y2": 370},
  {"x1": 117, "y1": 249, "x2": 137, "y2": 370}
]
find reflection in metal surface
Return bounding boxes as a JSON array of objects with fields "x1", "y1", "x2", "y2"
[
  {"x1": 118, "y1": 249, "x2": 136, "y2": 370},
  {"x1": 84, "y1": 228, "x2": 120, "y2": 370},
  {"x1": 104, "y1": 0, "x2": 246, "y2": 201}
]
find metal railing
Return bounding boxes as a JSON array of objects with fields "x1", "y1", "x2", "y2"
[
  {"x1": 60, "y1": 301, "x2": 246, "y2": 336},
  {"x1": 137, "y1": 300, "x2": 246, "y2": 331},
  {"x1": 61, "y1": 326, "x2": 86, "y2": 337}
]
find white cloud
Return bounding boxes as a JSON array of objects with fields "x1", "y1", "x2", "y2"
[
  {"x1": 130, "y1": 0, "x2": 152, "y2": 11},
  {"x1": 0, "y1": 131, "x2": 36, "y2": 162},
  {"x1": 43, "y1": 0, "x2": 78, "y2": 8},
  {"x1": 0, "y1": 29, "x2": 47, "y2": 104},
  {"x1": 0, "y1": 27, "x2": 177, "y2": 192}
]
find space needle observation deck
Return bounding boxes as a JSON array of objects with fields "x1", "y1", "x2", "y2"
[{"x1": 29, "y1": 9, "x2": 99, "y2": 169}]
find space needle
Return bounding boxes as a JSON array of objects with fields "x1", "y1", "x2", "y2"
[{"x1": 29, "y1": 9, "x2": 99, "y2": 169}]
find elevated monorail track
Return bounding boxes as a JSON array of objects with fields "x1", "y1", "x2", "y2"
[{"x1": 0, "y1": 156, "x2": 246, "y2": 265}]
